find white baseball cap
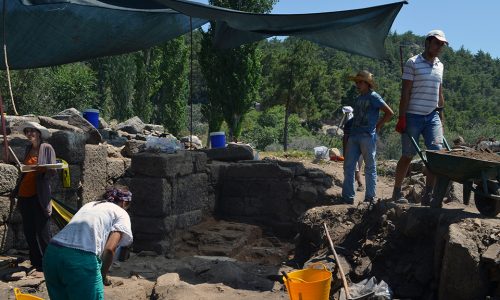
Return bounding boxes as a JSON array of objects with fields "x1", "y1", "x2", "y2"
[{"x1": 426, "y1": 29, "x2": 448, "y2": 44}]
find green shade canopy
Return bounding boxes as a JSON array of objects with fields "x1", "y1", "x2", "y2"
[
  {"x1": 0, "y1": 0, "x2": 405, "y2": 70},
  {"x1": 157, "y1": 0, "x2": 406, "y2": 59}
]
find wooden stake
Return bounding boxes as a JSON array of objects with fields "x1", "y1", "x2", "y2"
[{"x1": 324, "y1": 223, "x2": 350, "y2": 299}]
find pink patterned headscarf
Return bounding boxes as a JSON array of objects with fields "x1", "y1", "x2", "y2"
[{"x1": 104, "y1": 187, "x2": 132, "y2": 203}]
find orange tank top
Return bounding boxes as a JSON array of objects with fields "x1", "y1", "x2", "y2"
[{"x1": 18, "y1": 153, "x2": 38, "y2": 198}]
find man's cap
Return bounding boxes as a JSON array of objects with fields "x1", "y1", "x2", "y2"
[
  {"x1": 426, "y1": 29, "x2": 448, "y2": 44},
  {"x1": 348, "y1": 70, "x2": 376, "y2": 88}
]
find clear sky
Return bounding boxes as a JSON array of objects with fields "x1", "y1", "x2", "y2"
[{"x1": 194, "y1": 0, "x2": 500, "y2": 59}]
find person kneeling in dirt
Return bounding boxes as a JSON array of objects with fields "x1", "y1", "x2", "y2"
[
  {"x1": 43, "y1": 186, "x2": 133, "y2": 299},
  {"x1": 342, "y1": 70, "x2": 394, "y2": 204}
]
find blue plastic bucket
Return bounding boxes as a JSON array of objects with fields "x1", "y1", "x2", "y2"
[
  {"x1": 82, "y1": 109, "x2": 99, "y2": 128},
  {"x1": 210, "y1": 131, "x2": 226, "y2": 149}
]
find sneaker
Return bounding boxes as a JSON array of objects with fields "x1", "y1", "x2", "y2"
[
  {"x1": 356, "y1": 184, "x2": 364, "y2": 192},
  {"x1": 364, "y1": 197, "x2": 375, "y2": 203},
  {"x1": 342, "y1": 198, "x2": 354, "y2": 205}
]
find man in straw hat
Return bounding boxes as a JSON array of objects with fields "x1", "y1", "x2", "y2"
[
  {"x1": 342, "y1": 70, "x2": 394, "y2": 205},
  {"x1": 10, "y1": 121, "x2": 56, "y2": 276},
  {"x1": 393, "y1": 29, "x2": 448, "y2": 207}
]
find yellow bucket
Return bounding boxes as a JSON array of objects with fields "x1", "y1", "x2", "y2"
[
  {"x1": 14, "y1": 288, "x2": 44, "y2": 300},
  {"x1": 283, "y1": 263, "x2": 332, "y2": 300}
]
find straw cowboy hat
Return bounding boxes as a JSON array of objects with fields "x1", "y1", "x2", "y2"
[
  {"x1": 348, "y1": 70, "x2": 376, "y2": 88},
  {"x1": 16, "y1": 121, "x2": 51, "y2": 140}
]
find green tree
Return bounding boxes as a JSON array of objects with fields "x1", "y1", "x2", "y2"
[
  {"x1": 199, "y1": 0, "x2": 277, "y2": 142},
  {"x1": 151, "y1": 37, "x2": 190, "y2": 136}
]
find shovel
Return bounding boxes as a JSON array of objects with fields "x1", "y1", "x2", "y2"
[{"x1": 323, "y1": 223, "x2": 375, "y2": 300}]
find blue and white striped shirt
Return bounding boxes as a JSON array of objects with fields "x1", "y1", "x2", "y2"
[{"x1": 402, "y1": 54, "x2": 443, "y2": 115}]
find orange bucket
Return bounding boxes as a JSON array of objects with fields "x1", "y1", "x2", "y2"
[
  {"x1": 14, "y1": 288, "x2": 44, "y2": 300},
  {"x1": 283, "y1": 263, "x2": 332, "y2": 300}
]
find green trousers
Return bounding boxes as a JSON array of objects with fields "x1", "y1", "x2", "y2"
[{"x1": 43, "y1": 244, "x2": 103, "y2": 300}]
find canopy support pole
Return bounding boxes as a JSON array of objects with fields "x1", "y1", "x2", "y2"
[
  {"x1": 2, "y1": 0, "x2": 18, "y2": 116},
  {"x1": 189, "y1": 16, "x2": 193, "y2": 149}
]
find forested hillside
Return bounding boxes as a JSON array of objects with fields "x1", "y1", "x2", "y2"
[{"x1": 1, "y1": 30, "x2": 498, "y2": 158}]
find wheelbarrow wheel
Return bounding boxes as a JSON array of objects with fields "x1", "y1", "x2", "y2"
[{"x1": 474, "y1": 190, "x2": 500, "y2": 217}]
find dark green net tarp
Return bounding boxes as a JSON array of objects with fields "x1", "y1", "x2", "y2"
[
  {"x1": 0, "y1": 0, "x2": 405, "y2": 70},
  {"x1": 157, "y1": 0, "x2": 406, "y2": 59},
  {"x1": 0, "y1": 0, "x2": 208, "y2": 69}
]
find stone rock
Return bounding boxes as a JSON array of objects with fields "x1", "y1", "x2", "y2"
[
  {"x1": 353, "y1": 256, "x2": 372, "y2": 278},
  {"x1": 224, "y1": 162, "x2": 293, "y2": 179},
  {"x1": 144, "y1": 123, "x2": 164, "y2": 133},
  {"x1": 481, "y1": 243, "x2": 500, "y2": 264},
  {"x1": 131, "y1": 152, "x2": 194, "y2": 178},
  {"x1": 81, "y1": 144, "x2": 107, "y2": 203},
  {"x1": 2, "y1": 115, "x2": 39, "y2": 133},
  {"x1": 445, "y1": 182, "x2": 464, "y2": 203},
  {"x1": 107, "y1": 158, "x2": 126, "y2": 181},
  {"x1": 203, "y1": 143, "x2": 254, "y2": 162},
  {"x1": 0, "y1": 164, "x2": 18, "y2": 194},
  {"x1": 66, "y1": 113, "x2": 103, "y2": 144},
  {"x1": 438, "y1": 224, "x2": 487, "y2": 300},
  {"x1": 54, "y1": 107, "x2": 81, "y2": 117},
  {"x1": 129, "y1": 177, "x2": 172, "y2": 217},
  {"x1": 180, "y1": 135, "x2": 202, "y2": 149},
  {"x1": 0, "y1": 135, "x2": 30, "y2": 164},
  {"x1": 38, "y1": 116, "x2": 83, "y2": 132},
  {"x1": 122, "y1": 140, "x2": 146, "y2": 158},
  {"x1": 132, "y1": 216, "x2": 176, "y2": 235},
  {"x1": 47, "y1": 131, "x2": 87, "y2": 164},
  {"x1": 0, "y1": 221, "x2": 15, "y2": 252},
  {"x1": 116, "y1": 116, "x2": 145, "y2": 134},
  {"x1": 99, "y1": 117, "x2": 109, "y2": 129},
  {"x1": 174, "y1": 210, "x2": 203, "y2": 229},
  {"x1": 172, "y1": 173, "x2": 208, "y2": 214}
]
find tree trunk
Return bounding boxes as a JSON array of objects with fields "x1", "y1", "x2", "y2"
[{"x1": 283, "y1": 96, "x2": 290, "y2": 152}]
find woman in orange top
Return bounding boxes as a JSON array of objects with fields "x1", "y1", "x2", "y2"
[{"x1": 11, "y1": 122, "x2": 56, "y2": 275}]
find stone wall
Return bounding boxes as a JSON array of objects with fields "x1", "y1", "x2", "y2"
[
  {"x1": 123, "y1": 151, "x2": 209, "y2": 255},
  {"x1": 210, "y1": 160, "x2": 334, "y2": 237}
]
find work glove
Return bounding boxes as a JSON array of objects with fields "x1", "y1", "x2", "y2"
[{"x1": 395, "y1": 116, "x2": 406, "y2": 133}]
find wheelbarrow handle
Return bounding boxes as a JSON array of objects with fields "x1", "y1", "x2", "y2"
[
  {"x1": 406, "y1": 132, "x2": 432, "y2": 170},
  {"x1": 443, "y1": 136, "x2": 451, "y2": 151}
]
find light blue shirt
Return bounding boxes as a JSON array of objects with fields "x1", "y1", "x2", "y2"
[{"x1": 350, "y1": 90, "x2": 386, "y2": 135}]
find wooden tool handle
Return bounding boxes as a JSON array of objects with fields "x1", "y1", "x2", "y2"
[{"x1": 324, "y1": 223, "x2": 350, "y2": 299}]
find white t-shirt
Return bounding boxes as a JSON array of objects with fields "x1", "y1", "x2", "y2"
[
  {"x1": 402, "y1": 54, "x2": 444, "y2": 115},
  {"x1": 51, "y1": 201, "x2": 133, "y2": 256}
]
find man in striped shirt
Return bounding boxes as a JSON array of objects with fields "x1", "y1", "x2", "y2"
[{"x1": 392, "y1": 30, "x2": 448, "y2": 207}]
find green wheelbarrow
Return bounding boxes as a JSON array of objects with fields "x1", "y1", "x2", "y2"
[{"x1": 409, "y1": 135, "x2": 500, "y2": 217}]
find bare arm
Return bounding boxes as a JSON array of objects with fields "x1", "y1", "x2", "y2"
[
  {"x1": 437, "y1": 83, "x2": 445, "y2": 124},
  {"x1": 376, "y1": 103, "x2": 394, "y2": 133},
  {"x1": 101, "y1": 231, "x2": 123, "y2": 285},
  {"x1": 399, "y1": 79, "x2": 413, "y2": 116}
]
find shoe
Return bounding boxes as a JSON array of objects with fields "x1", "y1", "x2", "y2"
[
  {"x1": 343, "y1": 198, "x2": 354, "y2": 205},
  {"x1": 364, "y1": 197, "x2": 375, "y2": 203},
  {"x1": 356, "y1": 184, "x2": 364, "y2": 192}
]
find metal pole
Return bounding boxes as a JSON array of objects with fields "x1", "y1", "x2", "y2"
[
  {"x1": 189, "y1": 17, "x2": 193, "y2": 149},
  {"x1": 0, "y1": 94, "x2": 9, "y2": 162}
]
